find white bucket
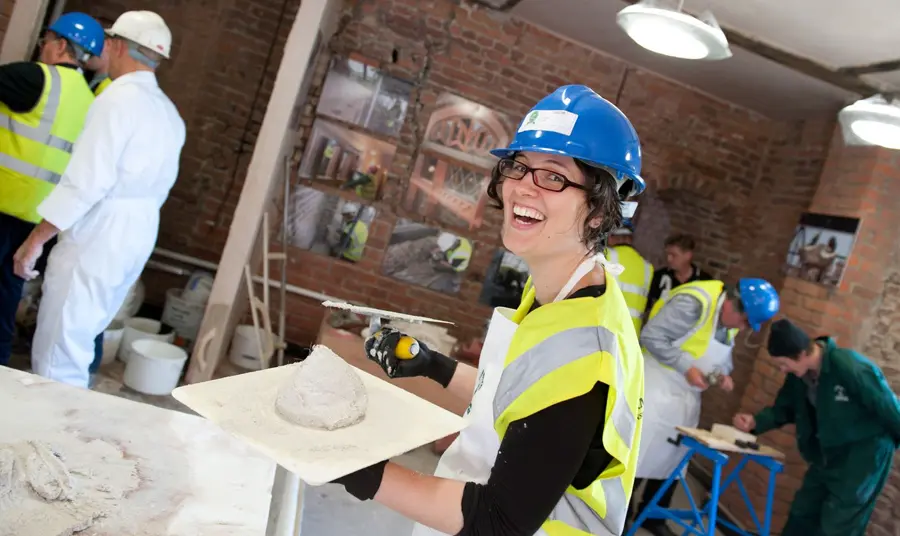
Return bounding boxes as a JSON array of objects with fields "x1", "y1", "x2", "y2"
[
  {"x1": 119, "y1": 317, "x2": 176, "y2": 363},
  {"x1": 101, "y1": 320, "x2": 125, "y2": 366},
  {"x1": 183, "y1": 271, "x2": 214, "y2": 304},
  {"x1": 124, "y1": 340, "x2": 188, "y2": 396},
  {"x1": 229, "y1": 324, "x2": 268, "y2": 370},
  {"x1": 161, "y1": 288, "x2": 205, "y2": 341}
]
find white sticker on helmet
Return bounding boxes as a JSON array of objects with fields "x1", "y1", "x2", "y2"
[{"x1": 518, "y1": 110, "x2": 579, "y2": 136}]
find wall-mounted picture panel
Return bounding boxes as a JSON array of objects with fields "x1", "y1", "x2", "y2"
[
  {"x1": 402, "y1": 93, "x2": 515, "y2": 230},
  {"x1": 287, "y1": 185, "x2": 377, "y2": 263},
  {"x1": 382, "y1": 219, "x2": 473, "y2": 295},
  {"x1": 783, "y1": 212, "x2": 861, "y2": 287},
  {"x1": 298, "y1": 118, "x2": 396, "y2": 201},
  {"x1": 479, "y1": 249, "x2": 529, "y2": 308},
  {"x1": 316, "y1": 57, "x2": 413, "y2": 138}
]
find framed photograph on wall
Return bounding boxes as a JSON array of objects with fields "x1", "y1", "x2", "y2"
[
  {"x1": 402, "y1": 93, "x2": 515, "y2": 230},
  {"x1": 286, "y1": 185, "x2": 377, "y2": 264},
  {"x1": 316, "y1": 57, "x2": 413, "y2": 138},
  {"x1": 297, "y1": 118, "x2": 397, "y2": 201},
  {"x1": 783, "y1": 212, "x2": 861, "y2": 288},
  {"x1": 382, "y1": 218, "x2": 473, "y2": 295},
  {"x1": 479, "y1": 249, "x2": 529, "y2": 308}
]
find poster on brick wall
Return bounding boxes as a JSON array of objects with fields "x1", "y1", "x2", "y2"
[
  {"x1": 316, "y1": 57, "x2": 413, "y2": 138},
  {"x1": 286, "y1": 184, "x2": 377, "y2": 264},
  {"x1": 382, "y1": 218, "x2": 473, "y2": 295},
  {"x1": 783, "y1": 212, "x2": 861, "y2": 287},
  {"x1": 402, "y1": 93, "x2": 515, "y2": 231},
  {"x1": 479, "y1": 249, "x2": 529, "y2": 308},
  {"x1": 297, "y1": 118, "x2": 397, "y2": 201}
]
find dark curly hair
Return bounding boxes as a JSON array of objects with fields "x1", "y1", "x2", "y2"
[{"x1": 486, "y1": 155, "x2": 623, "y2": 254}]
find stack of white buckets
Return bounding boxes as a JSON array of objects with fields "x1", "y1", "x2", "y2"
[{"x1": 104, "y1": 271, "x2": 214, "y2": 396}]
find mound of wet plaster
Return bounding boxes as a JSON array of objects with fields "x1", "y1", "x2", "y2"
[
  {"x1": 275, "y1": 345, "x2": 369, "y2": 431},
  {"x1": 0, "y1": 438, "x2": 139, "y2": 536}
]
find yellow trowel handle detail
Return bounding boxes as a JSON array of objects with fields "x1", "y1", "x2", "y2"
[
  {"x1": 394, "y1": 336, "x2": 420, "y2": 360},
  {"x1": 372, "y1": 329, "x2": 420, "y2": 360}
]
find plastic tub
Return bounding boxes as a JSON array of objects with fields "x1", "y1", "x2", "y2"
[
  {"x1": 118, "y1": 317, "x2": 176, "y2": 363},
  {"x1": 182, "y1": 271, "x2": 214, "y2": 304},
  {"x1": 124, "y1": 340, "x2": 188, "y2": 396},
  {"x1": 162, "y1": 288, "x2": 205, "y2": 341},
  {"x1": 229, "y1": 324, "x2": 268, "y2": 370}
]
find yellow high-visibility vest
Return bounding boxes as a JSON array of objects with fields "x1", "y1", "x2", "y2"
[
  {"x1": 445, "y1": 238, "x2": 472, "y2": 272},
  {"x1": 494, "y1": 273, "x2": 644, "y2": 535},
  {"x1": 607, "y1": 244, "x2": 654, "y2": 334},
  {"x1": 645, "y1": 280, "x2": 738, "y2": 362},
  {"x1": 0, "y1": 63, "x2": 94, "y2": 223},
  {"x1": 93, "y1": 76, "x2": 112, "y2": 96},
  {"x1": 340, "y1": 220, "x2": 369, "y2": 262}
]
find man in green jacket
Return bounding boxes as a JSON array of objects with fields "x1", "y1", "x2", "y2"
[{"x1": 733, "y1": 318, "x2": 899, "y2": 536}]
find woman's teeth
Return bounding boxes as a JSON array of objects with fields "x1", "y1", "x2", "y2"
[{"x1": 512, "y1": 204, "x2": 546, "y2": 224}]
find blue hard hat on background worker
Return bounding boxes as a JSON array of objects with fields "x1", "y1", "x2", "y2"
[
  {"x1": 737, "y1": 278, "x2": 780, "y2": 331},
  {"x1": 47, "y1": 12, "x2": 105, "y2": 58}
]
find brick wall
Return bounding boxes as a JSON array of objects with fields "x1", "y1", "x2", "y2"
[
  {"x1": 0, "y1": 0, "x2": 15, "y2": 47},
  {"x1": 735, "y1": 139, "x2": 900, "y2": 533}
]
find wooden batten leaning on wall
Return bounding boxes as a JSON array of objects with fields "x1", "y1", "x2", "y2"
[{"x1": 185, "y1": 0, "x2": 343, "y2": 384}]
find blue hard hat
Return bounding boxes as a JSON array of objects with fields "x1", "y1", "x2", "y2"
[
  {"x1": 491, "y1": 85, "x2": 645, "y2": 197},
  {"x1": 48, "y1": 12, "x2": 105, "y2": 57},
  {"x1": 738, "y1": 278, "x2": 780, "y2": 332}
]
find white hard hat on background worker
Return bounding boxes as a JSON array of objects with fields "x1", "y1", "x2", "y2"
[
  {"x1": 342, "y1": 202, "x2": 360, "y2": 215},
  {"x1": 14, "y1": 10, "x2": 186, "y2": 389},
  {"x1": 436, "y1": 232, "x2": 457, "y2": 251},
  {"x1": 105, "y1": 10, "x2": 172, "y2": 59}
]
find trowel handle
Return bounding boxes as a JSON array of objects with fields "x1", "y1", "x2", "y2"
[{"x1": 370, "y1": 319, "x2": 420, "y2": 360}]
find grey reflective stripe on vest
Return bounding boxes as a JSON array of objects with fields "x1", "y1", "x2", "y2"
[
  {"x1": 543, "y1": 487, "x2": 625, "y2": 536},
  {"x1": 494, "y1": 326, "x2": 636, "y2": 535},
  {"x1": 0, "y1": 152, "x2": 62, "y2": 184},
  {"x1": 0, "y1": 65, "x2": 71, "y2": 184}
]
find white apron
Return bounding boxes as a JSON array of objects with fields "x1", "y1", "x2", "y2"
[
  {"x1": 635, "y1": 299, "x2": 734, "y2": 480},
  {"x1": 411, "y1": 254, "x2": 622, "y2": 536}
]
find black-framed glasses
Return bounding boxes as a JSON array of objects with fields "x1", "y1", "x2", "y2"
[{"x1": 497, "y1": 158, "x2": 587, "y2": 193}]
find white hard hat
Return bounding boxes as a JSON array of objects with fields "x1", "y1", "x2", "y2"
[
  {"x1": 437, "y1": 232, "x2": 457, "y2": 251},
  {"x1": 342, "y1": 202, "x2": 360, "y2": 214},
  {"x1": 106, "y1": 11, "x2": 172, "y2": 59}
]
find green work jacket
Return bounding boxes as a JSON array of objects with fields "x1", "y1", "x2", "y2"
[{"x1": 754, "y1": 337, "x2": 900, "y2": 465}]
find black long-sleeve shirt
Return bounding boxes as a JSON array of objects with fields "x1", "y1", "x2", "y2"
[
  {"x1": 0, "y1": 61, "x2": 84, "y2": 113},
  {"x1": 458, "y1": 284, "x2": 615, "y2": 535}
]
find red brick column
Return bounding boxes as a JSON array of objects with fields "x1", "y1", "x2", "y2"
[{"x1": 730, "y1": 131, "x2": 900, "y2": 534}]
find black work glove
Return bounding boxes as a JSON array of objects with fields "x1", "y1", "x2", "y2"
[
  {"x1": 364, "y1": 327, "x2": 458, "y2": 387},
  {"x1": 333, "y1": 460, "x2": 388, "y2": 501}
]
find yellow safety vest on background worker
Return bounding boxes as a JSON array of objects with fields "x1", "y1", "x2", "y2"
[
  {"x1": 341, "y1": 220, "x2": 369, "y2": 262},
  {"x1": 645, "y1": 280, "x2": 738, "y2": 362},
  {"x1": 445, "y1": 238, "x2": 473, "y2": 272},
  {"x1": 494, "y1": 273, "x2": 644, "y2": 535},
  {"x1": 607, "y1": 244, "x2": 653, "y2": 334},
  {"x1": 93, "y1": 76, "x2": 112, "y2": 96},
  {"x1": 0, "y1": 63, "x2": 94, "y2": 223}
]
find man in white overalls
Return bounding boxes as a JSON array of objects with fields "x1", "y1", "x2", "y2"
[{"x1": 628, "y1": 278, "x2": 779, "y2": 536}]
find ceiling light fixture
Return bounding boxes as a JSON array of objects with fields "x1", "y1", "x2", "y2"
[
  {"x1": 616, "y1": 0, "x2": 732, "y2": 61},
  {"x1": 838, "y1": 95, "x2": 900, "y2": 150}
]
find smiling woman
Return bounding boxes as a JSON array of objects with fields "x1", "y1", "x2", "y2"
[{"x1": 333, "y1": 85, "x2": 648, "y2": 536}]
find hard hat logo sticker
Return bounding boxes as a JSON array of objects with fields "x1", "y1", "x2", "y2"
[{"x1": 517, "y1": 110, "x2": 579, "y2": 136}]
